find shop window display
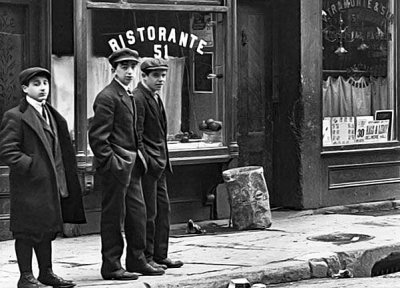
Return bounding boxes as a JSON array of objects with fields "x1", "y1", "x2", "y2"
[
  {"x1": 88, "y1": 10, "x2": 225, "y2": 151},
  {"x1": 322, "y1": 0, "x2": 395, "y2": 146},
  {"x1": 50, "y1": 8, "x2": 225, "y2": 152}
]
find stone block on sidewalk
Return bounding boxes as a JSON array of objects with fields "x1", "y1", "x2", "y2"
[
  {"x1": 223, "y1": 166, "x2": 272, "y2": 230},
  {"x1": 309, "y1": 260, "x2": 328, "y2": 278}
]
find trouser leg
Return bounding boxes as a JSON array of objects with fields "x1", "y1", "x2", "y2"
[
  {"x1": 153, "y1": 173, "x2": 171, "y2": 260},
  {"x1": 34, "y1": 240, "x2": 52, "y2": 271},
  {"x1": 99, "y1": 171, "x2": 126, "y2": 272},
  {"x1": 15, "y1": 239, "x2": 33, "y2": 273},
  {"x1": 142, "y1": 173, "x2": 158, "y2": 261},
  {"x1": 125, "y1": 160, "x2": 147, "y2": 268}
]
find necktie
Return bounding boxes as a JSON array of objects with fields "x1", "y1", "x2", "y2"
[
  {"x1": 155, "y1": 93, "x2": 163, "y2": 112},
  {"x1": 42, "y1": 104, "x2": 48, "y2": 123}
]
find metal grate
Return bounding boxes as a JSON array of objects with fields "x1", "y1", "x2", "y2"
[{"x1": 371, "y1": 252, "x2": 400, "y2": 277}]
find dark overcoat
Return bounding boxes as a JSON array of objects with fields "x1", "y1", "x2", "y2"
[
  {"x1": 89, "y1": 79, "x2": 146, "y2": 186},
  {"x1": 0, "y1": 98, "x2": 86, "y2": 234},
  {"x1": 133, "y1": 82, "x2": 172, "y2": 179}
]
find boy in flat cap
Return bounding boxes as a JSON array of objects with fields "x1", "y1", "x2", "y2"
[
  {"x1": 134, "y1": 58, "x2": 183, "y2": 270},
  {"x1": 0, "y1": 67, "x2": 86, "y2": 288},
  {"x1": 89, "y1": 48, "x2": 165, "y2": 280}
]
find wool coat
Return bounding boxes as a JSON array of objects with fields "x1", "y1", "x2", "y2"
[
  {"x1": 134, "y1": 82, "x2": 172, "y2": 179},
  {"x1": 89, "y1": 79, "x2": 147, "y2": 185},
  {"x1": 0, "y1": 98, "x2": 86, "y2": 235}
]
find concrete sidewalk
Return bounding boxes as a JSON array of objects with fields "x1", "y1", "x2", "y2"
[{"x1": 1, "y1": 201, "x2": 400, "y2": 288}]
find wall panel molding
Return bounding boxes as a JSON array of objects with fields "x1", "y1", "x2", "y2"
[{"x1": 328, "y1": 161, "x2": 400, "y2": 190}]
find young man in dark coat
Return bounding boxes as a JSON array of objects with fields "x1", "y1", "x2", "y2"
[
  {"x1": 89, "y1": 48, "x2": 165, "y2": 280},
  {"x1": 134, "y1": 58, "x2": 183, "y2": 270},
  {"x1": 0, "y1": 67, "x2": 86, "y2": 288}
]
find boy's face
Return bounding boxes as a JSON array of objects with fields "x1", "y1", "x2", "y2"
[
  {"x1": 22, "y1": 75, "x2": 49, "y2": 102},
  {"x1": 113, "y1": 60, "x2": 137, "y2": 86},
  {"x1": 142, "y1": 70, "x2": 167, "y2": 92}
]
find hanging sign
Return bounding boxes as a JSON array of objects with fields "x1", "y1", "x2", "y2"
[
  {"x1": 108, "y1": 26, "x2": 208, "y2": 58},
  {"x1": 190, "y1": 13, "x2": 214, "y2": 47}
]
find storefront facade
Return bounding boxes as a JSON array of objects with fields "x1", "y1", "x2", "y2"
[
  {"x1": 0, "y1": 0, "x2": 250, "y2": 239},
  {"x1": 298, "y1": 0, "x2": 400, "y2": 208},
  {"x1": 1, "y1": 0, "x2": 399, "y2": 240}
]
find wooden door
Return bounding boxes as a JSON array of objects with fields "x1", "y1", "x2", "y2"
[
  {"x1": 237, "y1": 1, "x2": 274, "y2": 201},
  {"x1": 0, "y1": 0, "x2": 50, "y2": 240}
]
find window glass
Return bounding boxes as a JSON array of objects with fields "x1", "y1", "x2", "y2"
[
  {"x1": 322, "y1": 0, "x2": 395, "y2": 146},
  {"x1": 87, "y1": 10, "x2": 225, "y2": 153},
  {"x1": 51, "y1": 0, "x2": 74, "y2": 140}
]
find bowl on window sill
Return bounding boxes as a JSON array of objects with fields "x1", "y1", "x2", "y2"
[{"x1": 202, "y1": 130, "x2": 222, "y2": 143}]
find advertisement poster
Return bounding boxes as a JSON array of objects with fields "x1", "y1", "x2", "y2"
[
  {"x1": 355, "y1": 116, "x2": 374, "y2": 143},
  {"x1": 322, "y1": 117, "x2": 332, "y2": 146},
  {"x1": 375, "y1": 110, "x2": 393, "y2": 140},
  {"x1": 331, "y1": 117, "x2": 355, "y2": 145},
  {"x1": 364, "y1": 120, "x2": 390, "y2": 142}
]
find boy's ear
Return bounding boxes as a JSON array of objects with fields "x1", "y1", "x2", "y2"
[{"x1": 21, "y1": 85, "x2": 28, "y2": 93}]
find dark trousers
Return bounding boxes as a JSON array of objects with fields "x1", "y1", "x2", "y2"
[
  {"x1": 15, "y1": 238, "x2": 52, "y2": 274},
  {"x1": 142, "y1": 171, "x2": 171, "y2": 261},
  {"x1": 99, "y1": 160, "x2": 147, "y2": 272}
]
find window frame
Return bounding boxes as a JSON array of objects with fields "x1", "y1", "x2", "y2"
[
  {"x1": 74, "y1": 0, "x2": 238, "y2": 163},
  {"x1": 320, "y1": 0, "x2": 400, "y2": 153}
]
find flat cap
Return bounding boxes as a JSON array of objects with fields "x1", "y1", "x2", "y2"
[
  {"x1": 141, "y1": 58, "x2": 169, "y2": 72},
  {"x1": 19, "y1": 67, "x2": 51, "y2": 86},
  {"x1": 108, "y1": 48, "x2": 140, "y2": 66}
]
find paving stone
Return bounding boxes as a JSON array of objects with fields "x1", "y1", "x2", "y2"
[{"x1": 309, "y1": 260, "x2": 328, "y2": 278}]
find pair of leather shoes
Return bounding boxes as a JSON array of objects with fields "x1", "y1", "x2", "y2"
[
  {"x1": 127, "y1": 263, "x2": 165, "y2": 276},
  {"x1": 17, "y1": 272, "x2": 39, "y2": 288},
  {"x1": 148, "y1": 260, "x2": 167, "y2": 270},
  {"x1": 101, "y1": 268, "x2": 138, "y2": 281},
  {"x1": 155, "y1": 258, "x2": 184, "y2": 268},
  {"x1": 37, "y1": 269, "x2": 75, "y2": 288}
]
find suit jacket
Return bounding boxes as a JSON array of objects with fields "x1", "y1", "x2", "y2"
[
  {"x1": 0, "y1": 98, "x2": 86, "y2": 234},
  {"x1": 134, "y1": 82, "x2": 172, "y2": 179},
  {"x1": 89, "y1": 79, "x2": 146, "y2": 186}
]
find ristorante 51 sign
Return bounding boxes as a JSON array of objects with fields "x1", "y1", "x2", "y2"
[{"x1": 108, "y1": 26, "x2": 208, "y2": 58}]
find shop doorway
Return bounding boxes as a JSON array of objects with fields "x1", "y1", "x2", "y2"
[{"x1": 237, "y1": 1, "x2": 274, "y2": 204}]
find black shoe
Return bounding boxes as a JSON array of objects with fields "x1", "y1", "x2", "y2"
[
  {"x1": 155, "y1": 258, "x2": 184, "y2": 268},
  {"x1": 101, "y1": 268, "x2": 139, "y2": 280},
  {"x1": 17, "y1": 272, "x2": 39, "y2": 288},
  {"x1": 127, "y1": 263, "x2": 165, "y2": 276},
  {"x1": 38, "y1": 269, "x2": 76, "y2": 288},
  {"x1": 148, "y1": 260, "x2": 167, "y2": 270}
]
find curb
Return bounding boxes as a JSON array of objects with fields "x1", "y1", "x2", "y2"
[{"x1": 313, "y1": 200, "x2": 400, "y2": 215}]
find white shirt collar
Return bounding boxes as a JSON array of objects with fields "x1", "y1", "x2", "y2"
[
  {"x1": 114, "y1": 77, "x2": 131, "y2": 93},
  {"x1": 26, "y1": 96, "x2": 45, "y2": 114}
]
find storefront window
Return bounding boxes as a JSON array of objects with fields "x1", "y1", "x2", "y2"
[
  {"x1": 86, "y1": 9, "x2": 225, "y2": 153},
  {"x1": 51, "y1": 0, "x2": 74, "y2": 138},
  {"x1": 322, "y1": 0, "x2": 395, "y2": 147}
]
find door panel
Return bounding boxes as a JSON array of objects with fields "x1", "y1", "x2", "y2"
[
  {"x1": 0, "y1": 3, "x2": 27, "y2": 118},
  {"x1": 237, "y1": 0, "x2": 273, "y2": 201}
]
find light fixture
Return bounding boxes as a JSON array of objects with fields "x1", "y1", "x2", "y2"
[
  {"x1": 335, "y1": 13, "x2": 348, "y2": 56},
  {"x1": 357, "y1": 21, "x2": 369, "y2": 51},
  {"x1": 206, "y1": 73, "x2": 223, "y2": 79}
]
